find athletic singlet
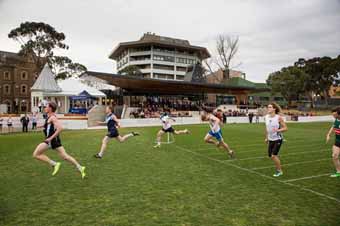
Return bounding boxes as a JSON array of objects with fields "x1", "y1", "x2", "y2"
[
  {"x1": 265, "y1": 114, "x2": 282, "y2": 141},
  {"x1": 106, "y1": 113, "x2": 117, "y2": 132},
  {"x1": 43, "y1": 115, "x2": 58, "y2": 139},
  {"x1": 333, "y1": 118, "x2": 340, "y2": 142},
  {"x1": 161, "y1": 115, "x2": 172, "y2": 130},
  {"x1": 209, "y1": 115, "x2": 220, "y2": 133}
]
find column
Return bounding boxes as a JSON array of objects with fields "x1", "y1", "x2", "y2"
[{"x1": 64, "y1": 96, "x2": 67, "y2": 113}]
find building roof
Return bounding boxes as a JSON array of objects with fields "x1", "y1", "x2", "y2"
[
  {"x1": 31, "y1": 64, "x2": 62, "y2": 92},
  {"x1": 47, "y1": 77, "x2": 106, "y2": 97},
  {"x1": 85, "y1": 71, "x2": 269, "y2": 95},
  {"x1": 223, "y1": 77, "x2": 257, "y2": 89},
  {"x1": 109, "y1": 33, "x2": 211, "y2": 60}
]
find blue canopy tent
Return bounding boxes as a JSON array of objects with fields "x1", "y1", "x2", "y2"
[{"x1": 69, "y1": 90, "x2": 96, "y2": 114}]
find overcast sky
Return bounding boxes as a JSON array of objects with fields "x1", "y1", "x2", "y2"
[{"x1": 0, "y1": 0, "x2": 339, "y2": 82}]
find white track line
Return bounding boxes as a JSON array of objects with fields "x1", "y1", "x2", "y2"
[
  {"x1": 224, "y1": 149, "x2": 328, "y2": 162},
  {"x1": 195, "y1": 142, "x2": 328, "y2": 152},
  {"x1": 251, "y1": 158, "x2": 331, "y2": 170},
  {"x1": 284, "y1": 174, "x2": 330, "y2": 183},
  {"x1": 174, "y1": 144, "x2": 340, "y2": 204}
]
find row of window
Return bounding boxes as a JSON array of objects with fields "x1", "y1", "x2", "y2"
[
  {"x1": 176, "y1": 57, "x2": 196, "y2": 65},
  {"x1": 2, "y1": 84, "x2": 28, "y2": 95},
  {"x1": 125, "y1": 54, "x2": 197, "y2": 65},
  {"x1": 153, "y1": 74, "x2": 185, "y2": 80},
  {"x1": 117, "y1": 57, "x2": 128, "y2": 69},
  {"x1": 2, "y1": 71, "x2": 29, "y2": 80}
]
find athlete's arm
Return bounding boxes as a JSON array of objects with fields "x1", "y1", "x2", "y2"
[
  {"x1": 45, "y1": 116, "x2": 62, "y2": 142},
  {"x1": 112, "y1": 114, "x2": 121, "y2": 128},
  {"x1": 96, "y1": 121, "x2": 106, "y2": 125},
  {"x1": 276, "y1": 116, "x2": 288, "y2": 132},
  {"x1": 264, "y1": 127, "x2": 268, "y2": 143},
  {"x1": 326, "y1": 126, "x2": 334, "y2": 143}
]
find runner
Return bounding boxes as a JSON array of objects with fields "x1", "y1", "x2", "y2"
[{"x1": 32, "y1": 102, "x2": 86, "y2": 179}]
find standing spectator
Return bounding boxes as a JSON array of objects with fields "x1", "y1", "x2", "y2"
[
  {"x1": 20, "y1": 113, "x2": 30, "y2": 132},
  {"x1": 222, "y1": 112, "x2": 227, "y2": 124},
  {"x1": 31, "y1": 113, "x2": 38, "y2": 130},
  {"x1": 0, "y1": 116, "x2": 3, "y2": 133},
  {"x1": 255, "y1": 113, "x2": 260, "y2": 123},
  {"x1": 248, "y1": 112, "x2": 254, "y2": 124},
  {"x1": 7, "y1": 116, "x2": 13, "y2": 133},
  {"x1": 38, "y1": 100, "x2": 42, "y2": 113}
]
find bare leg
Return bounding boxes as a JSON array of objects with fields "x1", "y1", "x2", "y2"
[
  {"x1": 271, "y1": 155, "x2": 282, "y2": 171},
  {"x1": 332, "y1": 146, "x2": 340, "y2": 172},
  {"x1": 218, "y1": 141, "x2": 232, "y2": 152},
  {"x1": 116, "y1": 133, "x2": 134, "y2": 142},
  {"x1": 98, "y1": 136, "x2": 110, "y2": 157},
  {"x1": 156, "y1": 130, "x2": 164, "y2": 143},
  {"x1": 33, "y1": 143, "x2": 55, "y2": 166},
  {"x1": 204, "y1": 134, "x2": 218, "y2": 146},
  {"x1": 174, "y1": 129, "x2": 189, "y2": 135},
  {"x1": 56, "y1": 146, "x2": 82, "y2": 170}
]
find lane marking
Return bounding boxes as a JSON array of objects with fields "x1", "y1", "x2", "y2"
[
  {"x1": 251, "y1": 158, "x2": 331, "y2": 170},
  {"x1": 223, "y1": 149, "x2": 328, "y2": 162},
  {"x1": 174, "y1": 145, "x2": 340, "y2": 204},
  {"x1": 284, "y1": 174, "x2": 330, "y2": 183}
]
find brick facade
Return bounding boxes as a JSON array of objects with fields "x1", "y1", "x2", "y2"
[{"x1": 0, "y1": 51, "x2": 39, "y2": 113}]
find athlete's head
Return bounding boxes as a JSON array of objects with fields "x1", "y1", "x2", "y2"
[
  {"x1": 267, "y1": 102, "x2": 281, "y2": 114},
  {"x1": 200, "y1": 111, "x2": 209, "y2": 121},
  {"x1": 331, "y1": 107, "x2": 340, "y2": 118},
  {"x1": 106, "y1": 106, "x2": 114, "y2": 114},
  {"x1": 45, "y1": 102, "x2": 57, "y2": 113}
]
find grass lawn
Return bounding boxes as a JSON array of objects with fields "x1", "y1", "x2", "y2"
[{"x1": 0, "y1": 122, "x2": 339, "y2": 226}]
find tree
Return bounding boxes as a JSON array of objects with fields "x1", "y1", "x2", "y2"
[
  {"x1": 119, "y1": 65, "x2": 142, "y2": 76},
  {"x1": 203, "y1": 35, "x2": 240, "y2": 81},
  {"x1": 48, "y1": 56, "x2": 87, "y2": 80},
  {"x1": 8, "y1": 21, "x2": 69, "y2": 70},
  {"x1": 295, "y1": 56, "x2": 340, "y2": 107},
  {"x1": 267, "y1": 66, "x2": 307, "y2": 105},
  {"x1": 9, "y1": 21, "x2": 87, "y2": 80}
]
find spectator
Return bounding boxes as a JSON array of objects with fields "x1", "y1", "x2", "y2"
[
  {"x1": 255, "y1": 113, "x2": 260, "y2": 123},
  {"x1": 7, "y1": 116, "x2": 13, "y2": 133},
  {"x1": 20, "y1": 113, "x2": 30, "y2": 132},
  {"x1": 248, "y1": 112, "x2": 254, "y2": 123},
  {"x1": 0, "y1": 116, "x2": 3, "y2": 133},
  {"x1": 223, "y1": 112, "x2": 227, "y2": 124},
  {"x1": 38, "y1": 100, "x2": 42, "y2": 113},
  {"x1": 31, "y1": 113, "x2": 38, "y2": 130}
]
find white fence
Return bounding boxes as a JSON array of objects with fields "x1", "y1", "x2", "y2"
[
  {"x1": 296, "y1": 115, "x2": 333, "y2": 122},
  {"x1": 0, "y1": 115, "x2": 334, "y2": 132}
]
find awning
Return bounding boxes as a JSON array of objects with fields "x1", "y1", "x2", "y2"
[{"x1": 85, "y1": 71, "x2": 269, "y2": 95}]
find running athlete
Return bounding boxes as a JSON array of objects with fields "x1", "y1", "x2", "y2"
[
  {"x1": 32, "y1": 102, "x2": 86, "y2": 179},
  {"x1": 201, "y1": 111, "x2": 235, "y2": 158},
  {"x1": 326, "y1": 107, "x2": 340, "y2": 178},
  {"x1": 264, "y1": 103, "x2": 288, "y2": 177},
  {"x1": 153, "y1": 113, "x2": 190, "y2": 148},
  {"x1": 94, "y1": 106, "x2": 139, "y2": 158}
]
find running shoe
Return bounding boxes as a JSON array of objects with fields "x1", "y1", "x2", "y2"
[
  {"x1": 273, "y1": 171, "x2": 283, "y2": 177},
  {"x1": 52, "y1": 162, "x2": 61, "y2": 176},
  {"x1": 330, "y1": 172, "x2": 340, "y2": 178},
  {"x1": 94, "y1": 153, "x2": 102, "y2": 159},
  {"x1": 80, "y1": 166, "x2": 86, "y2": 179}
]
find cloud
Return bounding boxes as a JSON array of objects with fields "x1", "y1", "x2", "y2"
[{"x1": 0, "y1": 0, "x2": 339, "y2": 82}]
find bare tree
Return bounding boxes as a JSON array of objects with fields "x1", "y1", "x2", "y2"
[{"x1": 203, "y1": 35, "x2": 240, "y2": 81}]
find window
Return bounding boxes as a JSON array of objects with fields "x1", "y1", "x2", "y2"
[
  {"x1": 4, "y1": 84, "x2": 11, "y2": 95},
  {"x1": 20, "y1": 84, "x2": 28, "y2": 94},
  {"x1": 176, "y1": 75, "x2": 185, "y2": 80},
  {"x1": 153, "y1": 55, "x2": 174, "y2": 62},
  {"x1": 21, "y1": 71, "x2": 28, "y2": 80},
  {"x1": 3, "y1": 71, "x2": 10, "y2": 80}
]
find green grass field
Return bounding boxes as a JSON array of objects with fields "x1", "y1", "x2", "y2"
[{"x1": 1, "y1": 122, "x2": 340, "y2": 226}]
